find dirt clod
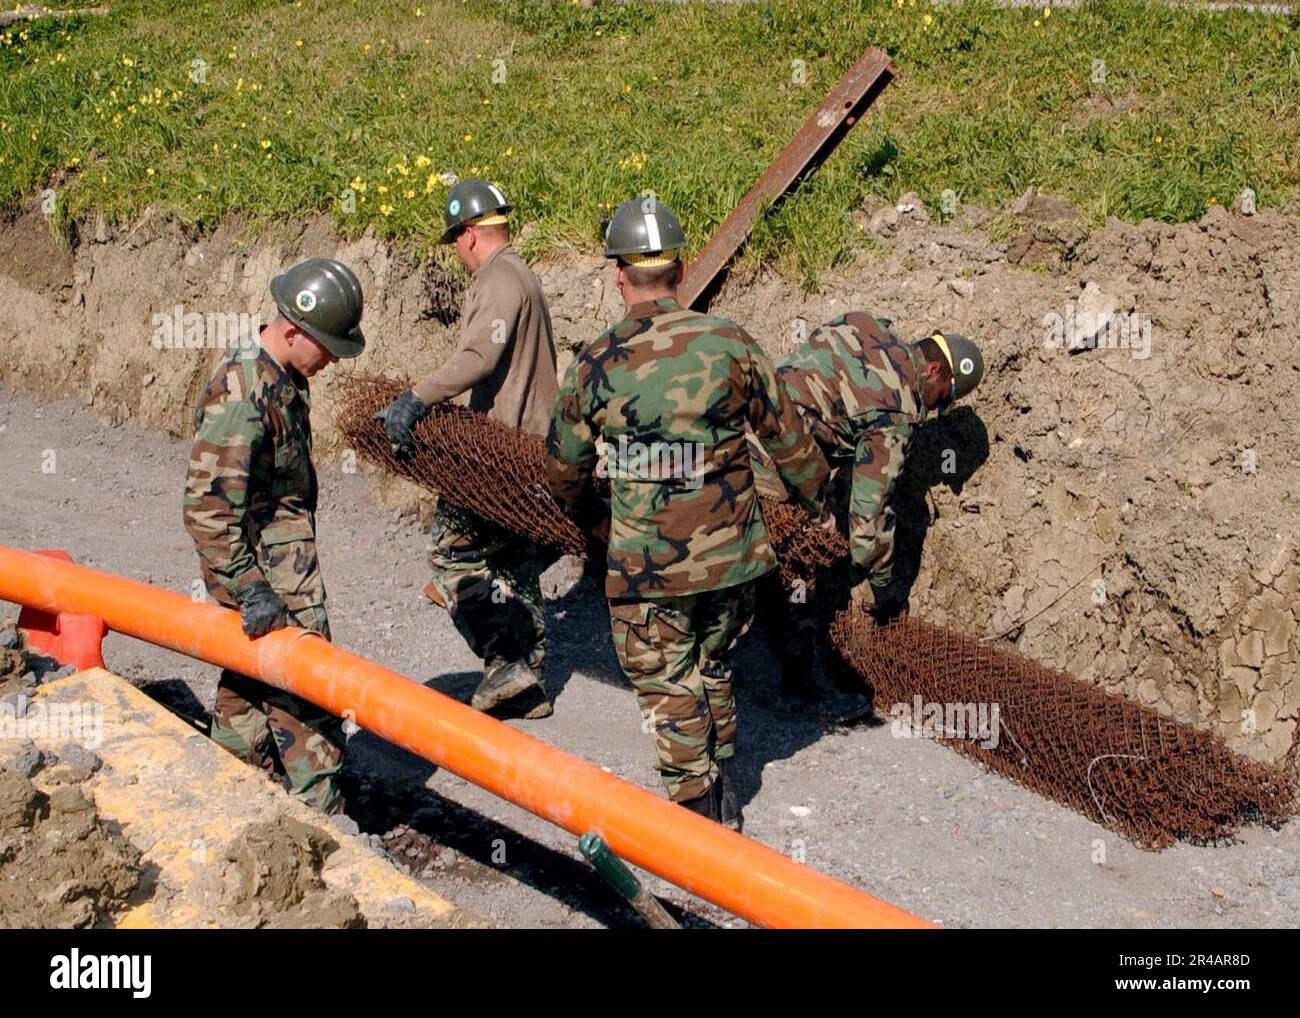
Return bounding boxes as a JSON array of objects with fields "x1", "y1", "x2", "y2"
[
  {"x1": 0, "y1": 768, "x2": 141, "y2": 928},
  {"x1": 190, "y1": 815, "x2": 365, "y2": 929},
  {"x1": 0, "y1": 646, "x2": 31, "y2": 698},
  {"x1": 6, "y1": 741, "x2": 46, "y2": 779},
  {"x1": 53, "y1": 743, "x2": 102, "y2": 781}
]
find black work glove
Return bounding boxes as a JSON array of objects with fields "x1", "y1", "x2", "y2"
[
  {"x1": 372, "y1": 390, "x2": 428, "y2": 458},
  {"x1": 233, "y1": 580, "x2": 289, "y2": 637},
  {"x1": 868, "y1": 582, "x2": 909, "y2": 625}
]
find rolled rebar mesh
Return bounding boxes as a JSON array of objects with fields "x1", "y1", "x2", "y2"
[
  {"x1": 336, "y1": 373, "x2": 1296, "y2": 848},
  {"x1": 830, "y1": 611, "x2": 1295, "y2": 848},
  {"x1": 337, "y1": 375, "x2": 588, "y2": 557}
]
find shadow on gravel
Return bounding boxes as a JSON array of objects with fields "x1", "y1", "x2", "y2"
[
  {"x1": 538, "y1": 557, "x2": 885, "y2": 814},
  {"x1": 340, "y1": 732, "x2": 722, "y2": 929},
  {"x1": 543, "y1": 570, "x2": 628, "y2": 696}
]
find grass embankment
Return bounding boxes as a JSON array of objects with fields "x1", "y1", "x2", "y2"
[{"x1": 1, "y1": 0, "x2": 1297, "y2": 283}]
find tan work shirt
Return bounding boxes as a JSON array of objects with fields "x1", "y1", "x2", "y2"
[{"x1": 413, "y1": 244, "x2": 558, "y2": 437}]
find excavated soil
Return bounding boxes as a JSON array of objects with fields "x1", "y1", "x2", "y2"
[
  {"x1": 187, "y1": 815, "x2": 365, "y2": 929},
  {"x1": 0, "y1": 192, "x2": 1297, "y2": 767},
  {"x1": 0, "y1": 768, "x2": 141, "y2": 928},
  {"x1": 0, "y1": 646, "x2": 27, "y2": 698}
]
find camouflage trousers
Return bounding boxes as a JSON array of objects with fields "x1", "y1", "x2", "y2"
[
  {"x1": 210, "y1": 605, "x2": 345, "y2": 815},
  {"x1": 427, "y1": 497, "x2": 549, "y2": 672},
  {"x1": 609, "y1": 582, "x2": 755, "y2": 803}
]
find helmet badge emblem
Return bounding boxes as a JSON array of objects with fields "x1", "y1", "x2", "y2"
[
  {"x1": 295, "y1": 289, "x2": 317, "y2": 313},
  {"x1": 448, "y1": 199, "x2": 461, "y2": 216},
  {"x1": 959, "y1": 357, "x2": 975, "y2": 376}
]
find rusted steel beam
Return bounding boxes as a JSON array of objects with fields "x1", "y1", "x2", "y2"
[{"x1": 680, "y1": 47, "x2": 894, "y2": 311}]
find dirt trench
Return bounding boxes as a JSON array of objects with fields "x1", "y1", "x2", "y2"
[{"x1": 0, "y1": 191, "x2": 1297, "y2": 763}]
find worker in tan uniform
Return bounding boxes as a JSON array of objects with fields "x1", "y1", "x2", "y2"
[{"x1": 374, "y1": 179, "x2": 559, "y2": 719}]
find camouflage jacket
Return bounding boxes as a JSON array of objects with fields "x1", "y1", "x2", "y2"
[
  {"x1": 183, "y1": 339, "x2": 325, "y2": 611},
  {"x1": 546, "y1": 297, "x2": 829, "y2": 600},
  {"x1": 753, "y1": 310, "x2": 928, "y2": 587}
]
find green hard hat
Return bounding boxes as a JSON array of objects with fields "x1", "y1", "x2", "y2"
[
  {"x1": 603, "y1": 197, "x2": 687, "y2": 264},
  {"x1": 440, "y1": 177, "x2": 512, "y2": 244},
  {"x1": 933, "y1": 331, "x2": 984, "y2": 400},
  {"x1": 270, "y1": 257, "x2": 366, "y2": 358}
]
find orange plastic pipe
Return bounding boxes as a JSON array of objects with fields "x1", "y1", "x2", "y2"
[{"x1": 0, "y1": 545, "x2": 931, "y2": 929}]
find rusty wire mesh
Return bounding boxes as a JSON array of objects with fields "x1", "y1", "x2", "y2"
[
  {"x1": 336, "y1": 373, "x2": 1297, "y2": 848},
  {"x1": 760, "y1": 498, "x2": 847, "y2": 592},
  {"x1": 337, "y1": 374, "x2": 588, "y2": 557},
  {"x1": 830, "y1": 611, "x2": 1296, "y2": 848}
]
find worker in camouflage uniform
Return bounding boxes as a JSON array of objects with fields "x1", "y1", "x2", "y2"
[
  {"x1": 183, "y1": 257, "x2": 366, "y2": 815},
  {"x1": 751, "y1": 310, "x2": 984, "y2": 715},
  {"x1": 546, "y1": 198, "x2": 830, "y2": 830},
  {"x1": 373, "y1": 179, "x2": 558, "y2": 720}
]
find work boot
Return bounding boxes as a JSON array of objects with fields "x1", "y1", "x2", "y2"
[
  {"x1": 422, "y1": 580, "x2": 447, "y2": 609},
  {"x1": 775, "y1": 675, "x2": 873, "y2": 726},
  {"x1": 676, "y1": 783, "x2": 720, "y2": 823},
  {"x1": 716, "y1": 760, "x2": 742, "y2": 833},
  {"x1": 512, "y1": 681, "x2": 554, "y2": 720},
  {"x1": 471, "y1": 660, "x2": 544, "y2": 713}
]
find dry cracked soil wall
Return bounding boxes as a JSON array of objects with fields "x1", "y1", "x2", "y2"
[{"x1": 1, "y1": 194, "x2": 1297, "y2": 764}]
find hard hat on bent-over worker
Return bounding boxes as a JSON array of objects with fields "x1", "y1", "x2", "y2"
[{"x1": 927, "y1": 330, "x2": 984, "y2": 408}]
